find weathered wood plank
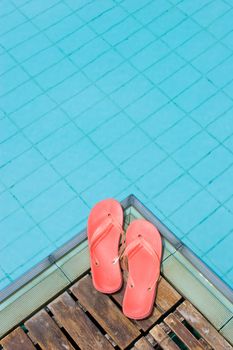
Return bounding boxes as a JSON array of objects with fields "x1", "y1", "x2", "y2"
[
  {"x1": 150, "y1": 324, "x2": 180, "y2": 350},
  {"x1": 0, "y1": 328, "x2": 36, "y2": 350},
  {"x1": 48, "y1": 291, "x2": 114, "y2": 350},
  {"x1": 134, "y1": 337, "x2": 154, "y2": 350},
  {"x1": 156, "y1": 278, "x2": 182, "y2": 312},
  {"x1": 25, "y1": 309, "x2": 74, "y2": 350},
  {"x1": 70, "y1": 274, "x2": 140, "y2": 349},
  {"x1": 164, "y1": 313, "x2": 204, "y2": 350},
  {"x1": 177, "y1": 301, "x2": 233, "y2": 350}
]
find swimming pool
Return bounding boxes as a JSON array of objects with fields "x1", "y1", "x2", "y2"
[{"x1": 1, "y1": 0, "x2": 233, "y2": 291}]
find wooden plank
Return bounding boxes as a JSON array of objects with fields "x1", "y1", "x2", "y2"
[
  {"x1": 150, "y1": 324, "x2": 180, "y2": 350},
  {"x1": 156, "y1": 278, "x2": 182, "y2": 312},
  {"x1": 0, "y1": 328, "x2": 36, "y2": 350},
  {"x1": 25, "y1": 309, "x2": 75, "y2": 350},
  {"x1": 70, "y1": 274, "x2": 140, "y2": 349},
  {"x1": 134, "y1": 337, "x2": 154, "y2": 350},
  {"x1": 164, "y1": 313, "x2": 205, "y2": 350},
  {"x1": 177, "y1": 301, "x2": 233, "y2": 350},
  {"x1": 48, "y1": 291, "x2": 114, "y2": 350}
]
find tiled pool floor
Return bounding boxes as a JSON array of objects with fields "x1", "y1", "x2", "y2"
[{"x1": 1, "y1": 0, "x2": 233, "y2": 291}]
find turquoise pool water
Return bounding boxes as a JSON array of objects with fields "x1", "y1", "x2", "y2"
[{"x1": 1, "y1": 0, "x2": 233, "y2": 291}]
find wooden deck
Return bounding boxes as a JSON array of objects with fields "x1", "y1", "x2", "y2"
[{"x1": 0, "y1": 271, "x2": 232, "y2": 350}]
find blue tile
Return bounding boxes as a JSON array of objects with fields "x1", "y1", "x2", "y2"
[
  {"x1": 0, "y1": 133, "x2": 31, "y2": 167},
  {"x1": 10, "y1": 33, "x2": 51, "y2": 63},
  {"x1": 104, "y1": 128, "x2": 150, "y2": 165},
  {"x1": 0, "y1": 10, "x2": 25, "y2": 37},
  {"x1": 137, "y1": 158, "x2": 183, "y2": 198},
  {"x1": 48, "y1": 71, "x2": 90, "y2": 103},
  {"x1": 89, "y1": 112, "x2": 134, "y2": 149},
  {"x1": 45, "y1": 13, "x2": 83, "y2": 42},
  {"x1": 156, "y1": 117, "x2": 201, "y2": 153},
  {"x1": 0, "y1": 148, "x2": 45, "y2": 187},
  {"x1": 62, "y1": 85, "x2": 104, "y2": 119},
  {"x1": 116, "y1": 28, "x2": 154, "y2": 59},
  {"x1": 21, "y1": 0, "x2": 60, "y2": 17},
  {"x1": 207, "y1": 165, "x2": 233, "y2": 203},
  {"x1": 70, "y1": 37, "x2": 109, "y2": 69},
  {"x1": 121, "y1": 0, "x2": 151, "y2": 13},
  {"x1": 0, "y1": 53, "x2": 16, "y2": 75},
  {"x1": 89, "y1": 6, "x2": 128, "y2": 34},
  {"x1": 11, "y1": 164, "x2": 59, "y2": 204},
  {"x1": 32, "y1": 2, "x2": 71, "y2": 30},
  {"x1": 188, "y1": 207, "x2": 233, "y2": 253},
  {"x1": 51, "y1": 138, "x2": 99, "y2": 176},
  {"x1": 26, "y1": 180, "x2": 75, "y2": 222},
  {"x1": 0, "y1": 278, "x2": 11, "y2": 291},
  {"x1": 177, "y1": 0, "x2": 212, "y2": 15},
  {"x1": 222, "y1": 31, "x2": 233, "y2": 50},
  {"x1": 82, "y1": 169, "x2": 130, "y2": 207},
  {"x1": 111, "y1": 75, "x2": 152, "y2": 108},
  {"x1": 148, "y1": 7, "x2": 185, "y2": 37},
  {"x1": 0, "y1": 22, "x2": 38, "y2": 50},
  {"x1": 0, "y1": 191, "x2": 19, "y2": 221},
  {"x1": 0, "y1": 0, "x2": 15, "y2": 16},
  {"x1": 0, "y1": 209, "x2": 35, "y2": 249},
  {"x1": 208, "y1": 55, "x2": 233, "y2": 88},
  {"x1": 0, "y1": 80, "x2": 42, "y2": 114},
  {"x1": 84, "y1": 50, "x2": 123, "y2": 81},
  {"x1": 192, "y1": 43, "x2": 231, "y2": 74},
  {"x1": 225, "y1": 196, "x2": 233, "y2": 214},
  {"x1": 0, "y1": 118, "x2": 17, "y2": 142},
  {"x1": 134, "y1": 0, "x2": 171, "y2": 25},
  {"x1": 103, "y1": 17, "x2": 141, "y2": 46},
  {"x1": 175, "y1": 78, "x2": 216, "y2": 112},
  {"x1": 153, "y1": 174, "x2": 200, "y2": 216},
  {"x1": 78, "y1": 0, "x2": 114, "y2": 21},
  {"x1": 41, "y1": 197, "x2": 89, "y2": 241},
  {"x1": 208, "y1": 8, "x2": 233, "y2": 39},
  {"x1": 224, "y1": 134, "x2": 233, "y2": 152},
  {"x1": 10, "y1": 94, "x2": 56, "y2": 128},
  {"x1": 205, "y1": 233, "x2": 233, "y2": 273},
  {"x1": 140, "y1": 102, "x2": 185, "y2": 139},
  {"x1": 144, "y1": 53, "x2": 185, "y2": 84},
  {"x1": 58, "y1": 26, "x2": 96, "y2": 55},
  {"x1": 96, "y1": 62, "x2": 137, "y2": 94},
  {"x1": 22, "y1": 46, "x2": 64, "y2": 77},
  {"x1": 0, "y1": 66, "x2": 29, "y2": 96},
  {"x1": 75, "y1": 98, "x2": 120, "y2": 134},
  {"x1": 66, "y1": 153, "x2": 114, "y2": 192},
  {"x1": 191, "y1": 92, "x2": 233, "y2": 127},
  {"x1": 190, "y1": 146, "x2": 233, "y2": 185},
  {"x1": 130, "y1": 39, "x2": 169, "y2": 71},
  {"x1": 193, "y1": 0, "x2": 229, "y2": 27},
  {"x1": 0, "y1": 226, "x2": 51, "y2": 274},
  {"x1": 176, "y1": 30, "x2": 215, "y2": 61},
  {"x1": 163, "y1": 18, "x2": 201, "y2": 49},
  {"x1": 159, "y1": 65, "x2": 201, "y2": 99},
  {"x1": 120, "y1": 142, "x2": 166, "y2": 181},
  {"x1": 207, "y1": 108, "x2": 233, "y2": 142},
  {"x1": 126, "y1": 87, "x2": 168, "y2": 123},
  {"x1": 35, "y1": 59, "x2": 77, "y2": 90},
  {"x1": 37, "y1": 123, "x2": 83, "y2": 159},
  {"x1": 23, "y1": 108, "x2": 69, "y2": 144},
  {"x1": 169, "y1": 190, "x2": 219, "y2": 234},
  {"x1": 173, "y1": 131, "x2": 218, "y2": 169}
]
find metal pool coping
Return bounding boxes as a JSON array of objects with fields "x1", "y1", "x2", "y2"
[{"x1": 0, "y1": 194, "x2": 232, "y2": 344}]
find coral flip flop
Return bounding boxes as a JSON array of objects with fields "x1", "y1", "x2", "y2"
[
  {"x1": 88, "y1": 198, "x2": 123, "y2": 294},
  {"x1": 122, "y1": 219, "x2": 162, "y2": 319}
]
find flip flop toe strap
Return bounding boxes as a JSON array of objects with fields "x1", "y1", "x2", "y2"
[
  {"x1": 90, "y1": 215, "x2": 123, "y2": 266},
  {"x1": 124, "y1": 237, "x2": 160, "y2": 291}
]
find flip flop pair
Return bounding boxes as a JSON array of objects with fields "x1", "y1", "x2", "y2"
[{"x1": 88, "y1": 199, "x2": 162, "y2": 320}]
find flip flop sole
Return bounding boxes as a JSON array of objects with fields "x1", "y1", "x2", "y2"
[
  {"x1": 123, "y1": 219, "x2": 162, "y2": 319},
  {"x1": 88, "y1": 198, "x2": 123, "y2": 293}
]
